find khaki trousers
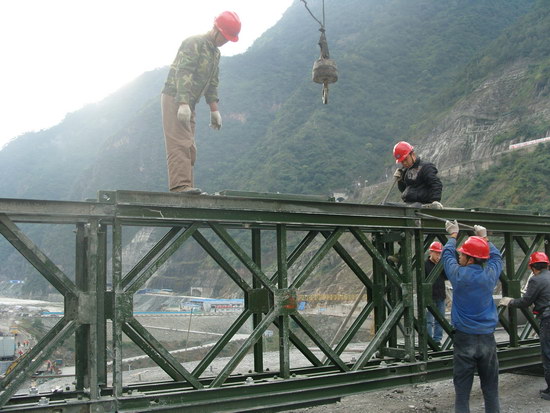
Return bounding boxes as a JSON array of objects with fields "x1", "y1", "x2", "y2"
[{"x1": 161, "y1": 93, "x2": 197, "y2": 191}]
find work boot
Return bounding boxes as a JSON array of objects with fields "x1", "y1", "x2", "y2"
[
  {"x1": 171, "y1": 186, "x2": 203, "y2": 195},
  {"x1": 540, "y1": 388, "x2": 550, "y2": 400}
]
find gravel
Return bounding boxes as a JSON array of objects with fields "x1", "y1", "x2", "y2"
[{"x1": 288, "y1": 372, "x2": 550, "y2": 413}]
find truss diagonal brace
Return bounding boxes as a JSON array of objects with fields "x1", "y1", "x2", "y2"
[
  {"x1": 193, "y1": 231, "x2": 252, "y2": 292},
  {"x1": 123, "y1": 318, "x2": 203, "y2": 389},
  {"x1": 292, "y1": 312, "x2": 349, "y2": 372},
  {"x1": 350, "y1": 228, "x2": 403, "y2": 288},
  {"x1": 125, "y1": 223, "x2": 200, "y2": 294},
  {"x1": 209, "y1": 222, "x2": 274, "y2": 291},
  {"x1": 291, "y1": 227, "x2": 345, "y2": 289},
  {"x1": 0, "y1": 214, "x2": 77, "y2": 296},
  {"x1": 0, "y1": 320, "x2": 76, "y2": 407},
  {"x1": 353, "y1": 302, "x2": 405, "y2": 370}
]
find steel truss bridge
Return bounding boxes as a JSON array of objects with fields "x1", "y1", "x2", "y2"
[{"x1": 0, "y1": 190, "x2": 546, "y2": 412}]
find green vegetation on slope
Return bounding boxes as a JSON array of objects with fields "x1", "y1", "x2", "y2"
[
  {"x1": 414, "y1": 0, "x2": 550, "y2": 141},
  {"x1": 443, "y1": 143, "x2": 550, "y2": 213},
  {"x1": 196, "y1": 0, "x2": 536, "y2": 194}
]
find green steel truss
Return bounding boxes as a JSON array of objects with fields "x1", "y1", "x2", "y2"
[{"x1": 0, "y1": 190, "x2": 547, "y2": 412}]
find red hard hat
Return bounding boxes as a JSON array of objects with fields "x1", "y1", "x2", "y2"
[
  {"x1": 529, "y1": 251, "x2": 550, "y2": 265},
  {"x1": 214, "y1": 11, "x2": 241, "y2": 42},
  {"x1": 393, "y1": 141, "x2": 414, "y2": 163},
  {"x1": 429, "y1": 241, "x2": 443, "y2": 252},
  {"x1": 457, "y1": 236, "x2": 490, "y2": 259}
]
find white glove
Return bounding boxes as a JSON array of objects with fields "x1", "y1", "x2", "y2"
[
  {"x1": 393, "y1": 168, "x2": 403, "y2": 180},
  {"x1": 210, "y1": 110, "x2": 222, "y2": 130},
  {"x1": 445, "y1": 220, "x2": 459, "y2": 235},
  {"x1": 177, "y1": 104, "x2": 191, "y2": 125},
  {"x1": 499, "y1": 297, "x2": 513, "y2": 307},
  {"x1": 474, "y1": 225, "x2": 487, "y2": 238}
]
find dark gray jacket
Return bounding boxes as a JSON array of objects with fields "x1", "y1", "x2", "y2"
[
  {"x1": 510, "y1": 269, "x2": 550, "y2": 319},
  {"x1": 397, "y1": 158, "x2": 442, "y2": 203}
]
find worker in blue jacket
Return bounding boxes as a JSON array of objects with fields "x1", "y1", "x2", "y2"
[{"x1": 443, "y1": 220, "x2": 503, "y2": 413}]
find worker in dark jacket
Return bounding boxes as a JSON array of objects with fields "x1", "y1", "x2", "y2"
[
  {"x1": 393, "y1": 141, "x2": 443, "y2": 208},
  {"x1": 425, "y1": 241, "x2": 447, "y2": 346},
  {"x1": 501, "y1": 251, "x2": 550, "y2": 401}
]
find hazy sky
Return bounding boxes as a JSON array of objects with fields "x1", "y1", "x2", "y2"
[{"x1": 0, "y1": 0, "x2": 293, "y2": 148}]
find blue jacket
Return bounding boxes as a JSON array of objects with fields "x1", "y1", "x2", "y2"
[{"x1": 442, "y1": 238, "x2": 502, "y2": 334}]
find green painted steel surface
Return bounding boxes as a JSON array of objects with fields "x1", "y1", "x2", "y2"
[{"x1": 0, "y1": 191, "x2": 547, "y2": 411}]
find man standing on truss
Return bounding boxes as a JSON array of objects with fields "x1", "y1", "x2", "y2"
[{"x1": 161, "y1": 12, "x2": 241, "y2": 194}]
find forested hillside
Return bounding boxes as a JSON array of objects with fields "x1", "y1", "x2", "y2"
[
  {"x1": 414, "y1": 0, "x2": 550, "y2": 172},
  {"x1": 3, "y1": 0, "x2": 550, "y2": 290},
  {"x1": 0, "y1": 0, "x2": 537, "y2": 201}
]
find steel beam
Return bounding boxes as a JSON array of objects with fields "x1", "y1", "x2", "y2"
[{"x1": 0, "y1": 190, "x2": 548, "y2": 412}]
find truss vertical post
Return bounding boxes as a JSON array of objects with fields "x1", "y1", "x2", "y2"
[
  {"x1": 277, "y1": 224, "x2": 290, "y2": 378},
  {"x1": 86, "y1": 218, "x2": 104, "y2": 399},
  {"x1": 112, "y1": 220, "x2": 124, "y2": 398},
  {"x1": 251, "y1": 228, "x2": 264, "y2": 373},
  {"x1": 415, "y1": 229, "x2": 428, "y2": 360},
  {"x1": 504, "y1": 233, "x2": 519, "y2": 347},
  {"x1": 401, "y1": 229, "x2": 415, "y2": 361},
  {"x1": 97, "y1": 222, "x2": 108, "y2": 387},
  {"x1": 388, "y1": 236, "x2": 399, "y2": 349},
  {"x1": 372, "y1": 233, "x2": 386, "y2": 354},
  {"x1": 75, "y1": 223, "x2": 88, "y2": 391}
]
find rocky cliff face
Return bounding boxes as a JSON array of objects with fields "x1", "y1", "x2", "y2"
[{"x1": 417, "y1": 59, "x2": 550, "y2": 174}]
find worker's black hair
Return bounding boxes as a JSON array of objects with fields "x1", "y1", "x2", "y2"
[
  {"x1": 531, "y1": 262, "x2": 548, "y2": 271},
  {"x1": 463, "y1": 253, "x2": 486, "y2": 266},
  {"x1": 472, "y1": 257, "x2": 486, "y2": 266}
]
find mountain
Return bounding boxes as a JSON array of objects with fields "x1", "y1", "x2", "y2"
[
  {"x1": 2, "y1": 0, "x2": 549, "y2": 290},
  {"x1": 415, "y1": 0, "x2": 550, "y2": 169},
  {"x1": 0, "y1": 0, "x2": 538, "y2": 201}
]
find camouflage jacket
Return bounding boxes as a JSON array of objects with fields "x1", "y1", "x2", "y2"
[{"x1": 162, "y1": 34, "x2": 220, "y2": 108}]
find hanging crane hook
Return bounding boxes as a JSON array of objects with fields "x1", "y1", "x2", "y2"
[{"x1": 301, "y1": 0, "x2": 338, "y2": 104}]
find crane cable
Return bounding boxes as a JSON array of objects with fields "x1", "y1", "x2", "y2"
[{"x1": 300, "y1": 0, "x2": 325, "y2": 29}]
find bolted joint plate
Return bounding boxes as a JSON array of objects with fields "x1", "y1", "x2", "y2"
[
  {"x1": 247, "y1": 288, "x2": 272, "y2": 314},
  {"x1": 77, "y1": 292, "x2": 97, "y2": 324},
  {"x1": 274, "y1": 289, "x2": 298, "y2": 315},
  {"x1": 507, "y1": 280, "x2": 522, "y2": 298},
  {"x1": 106, "y1": 291, "x2": 133, "y2": 321},
  {"x1": 401, "y1": 283, "x2": 413, "y2": 307}
]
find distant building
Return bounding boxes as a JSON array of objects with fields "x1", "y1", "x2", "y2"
[{"x1": 180, "y1": 298, "x2": 244, "y2": 313}]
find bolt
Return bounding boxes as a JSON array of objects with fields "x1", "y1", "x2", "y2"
[{"x1": 38, "y1": 397, "x2": 49, "y2": 406}]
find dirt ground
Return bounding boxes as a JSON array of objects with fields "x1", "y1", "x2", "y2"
[{"x1": 289, "y1": 371, "x2": 550, "y2": 413}]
